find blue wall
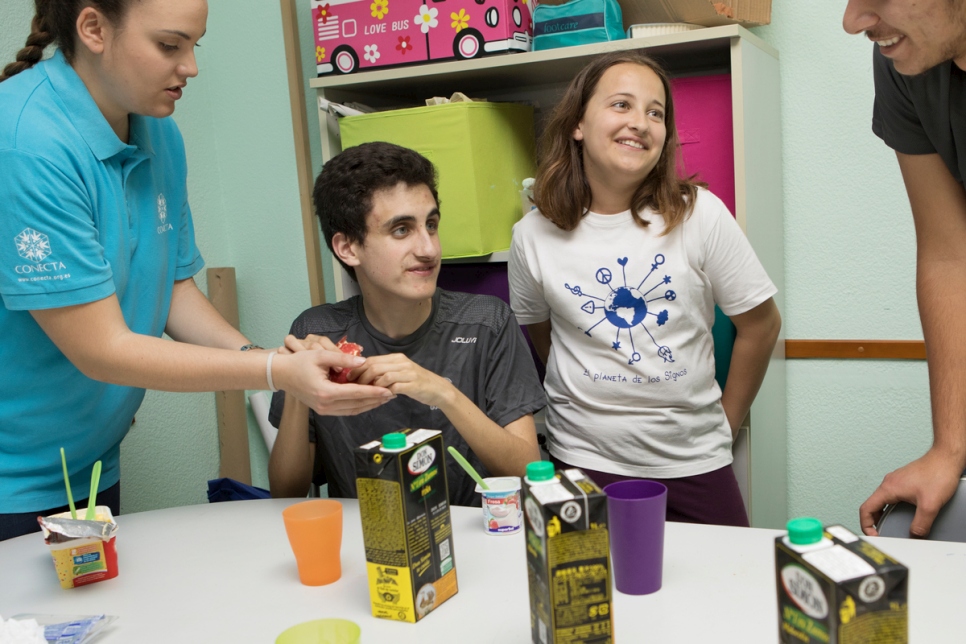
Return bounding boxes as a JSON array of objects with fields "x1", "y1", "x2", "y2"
[{"x1": 755, "y1": 4, "x2": 930, "y2": 529}]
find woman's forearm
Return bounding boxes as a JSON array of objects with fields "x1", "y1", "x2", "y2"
[{"x1": 719, "y1": 298, "x2": 781, "y2": 439}]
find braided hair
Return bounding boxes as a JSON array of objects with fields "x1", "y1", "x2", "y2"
[{"x1": 0, "y1": 0, "x2": 133, "y2": 82}]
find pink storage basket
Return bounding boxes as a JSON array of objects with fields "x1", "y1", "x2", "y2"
[{"x1": 671, "y1": 74, "x2": 736, "y2": 216}]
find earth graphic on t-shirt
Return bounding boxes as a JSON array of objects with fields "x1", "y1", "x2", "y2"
[{"x1": 603, "y1": 287, "x2": 647, "y2": 328}]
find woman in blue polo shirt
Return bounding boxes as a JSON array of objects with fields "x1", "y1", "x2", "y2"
[{"x1": 0, "y1": 0, "x2": 392, "y2": 541}]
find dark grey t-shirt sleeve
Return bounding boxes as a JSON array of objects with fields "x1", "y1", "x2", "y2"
[
  {"x1": 267, "y1": 314, "x2": 302, "y2": 429},
  {"x1": 482, "y1": 308, "x2": 547, "y2": 427},
  {"x1": 268, "y1": 389, "x2": 319, "y2": 444},
  {"x1": 871, "y1": 46, "x2": 936, "y2": 155}
]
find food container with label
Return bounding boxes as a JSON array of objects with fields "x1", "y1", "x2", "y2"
[
  {"x1": 475, "y1": 476, "x2": 523, "y2": 535},
  {"x1": 39, "y1": 506, "x2": 119, "y2": 589}
]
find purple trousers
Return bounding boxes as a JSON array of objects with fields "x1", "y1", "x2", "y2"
[{"x1": 550, "y1": 454, "x2": 749, "y2": 527}]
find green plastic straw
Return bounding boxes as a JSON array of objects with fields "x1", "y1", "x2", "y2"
[
  {"x1": 85, "y1": 461, "x2": 102, "y2": 520},
  {"x1": 59, "y1": 447, "x2": 77, "y2": 520},
  {"x1": 446, "y1": 446, "x2": 489, "y2": 491}
]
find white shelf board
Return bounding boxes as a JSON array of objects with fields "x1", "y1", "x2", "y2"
[
  {"x1": 443, "y1": 251, "x2": 509, "y2": 264},
  {"x1": 309, "y1": 25, "x2": 773, "y2": 99}
]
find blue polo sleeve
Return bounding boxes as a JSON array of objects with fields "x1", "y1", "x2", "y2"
[
  {"x1": 0, "y1": 149, "x2": 115, "y2": 310},
  {"x1": 176, "y1": 196, "x2": 204, "y2": 281}
]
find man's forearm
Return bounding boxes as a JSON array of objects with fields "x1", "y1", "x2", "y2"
[
  {"x1": 917, "y1": 258, "x2": 966, "y2": 466},
  {"x1": 899, "y1": 151, "x2": 966, "y2": 466},
  {"x1": 268, "y1": 394, "x2": 314, "y2": 497},
  {"x1": 436, "y1": 387, "x2": 539, "y2": 478}
]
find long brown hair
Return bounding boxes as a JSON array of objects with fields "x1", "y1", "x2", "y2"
[
  {"x1": 534, "y1": 50, "x2": 699, "y2": 234},
  {"x1": 0, "y1": 0, "x2": 136, "y2": 82}
]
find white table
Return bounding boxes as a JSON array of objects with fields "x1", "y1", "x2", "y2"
[{"x1": 0, "y1": 499, "x2": 962, "y2": 642}]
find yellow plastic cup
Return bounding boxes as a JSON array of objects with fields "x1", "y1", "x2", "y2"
[{"x1": 275, "y1": 618, "x2": 360, "y2": 644}]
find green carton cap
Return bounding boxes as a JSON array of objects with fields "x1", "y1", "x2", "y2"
[
  {"x1": 381, "y1": 433, "x2": 407, "y2": 450},
  {"x1": 787, "y1": 517, "x2": 823, "y2": 545},
  {"x1": 526, "y1": 461, "x2": 555, "y2": 482}
]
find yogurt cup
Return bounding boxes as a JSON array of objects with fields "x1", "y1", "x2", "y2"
[{"x1": 475, "y1": 476, "x2": 523, "y2": 535}]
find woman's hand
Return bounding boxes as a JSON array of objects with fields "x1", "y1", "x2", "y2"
[
  {"x1": 284, "y1": 333, "x2": 338, "y2": 353},
  {"x1": 273, "y1": 334, "x2": 394, "y2": 416}
]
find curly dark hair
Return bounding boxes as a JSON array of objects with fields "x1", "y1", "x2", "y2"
[
  {"x1": 0, "y1": 0, "x2": 138, "y2": 82},
  {"x1": 313, "y1": 141, "x2": 439, "y2": 279}
]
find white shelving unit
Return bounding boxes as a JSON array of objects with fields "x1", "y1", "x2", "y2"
[{"x1": 305, "y1": 25, "x2": 786, "y2": 528}]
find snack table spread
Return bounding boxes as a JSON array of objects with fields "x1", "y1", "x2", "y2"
[{"x1": 0, "y1": 499, "x2": 964, "y2": 643}]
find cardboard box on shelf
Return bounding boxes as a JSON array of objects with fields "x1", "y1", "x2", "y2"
[{"x1": 621, "y1": 0, "x2": 771, "y2": 28}]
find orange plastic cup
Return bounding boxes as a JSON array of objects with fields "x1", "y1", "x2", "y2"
[{"x1": 282, "y1": 500, "x2": 343, "y2": 586}]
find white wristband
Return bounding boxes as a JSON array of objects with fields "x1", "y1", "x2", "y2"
[{"x1": 266, "y1": 350, "x2": 278, "y2": 392}]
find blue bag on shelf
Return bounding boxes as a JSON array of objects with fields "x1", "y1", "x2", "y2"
[{"x1": 532, "y1": 0, "x2": 625, "y2": 51}]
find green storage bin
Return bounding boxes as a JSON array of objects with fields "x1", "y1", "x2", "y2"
[{"x1": 338, "y1": 102, "x2": 536, "y2": 259}]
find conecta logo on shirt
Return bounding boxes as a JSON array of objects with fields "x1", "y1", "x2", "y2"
[
  {"x1": 156, "y1": 193, "x2": 173, "y2": 234},
  {"x1": 13, "y1": 228, "x2": 67, "y2": 276}
]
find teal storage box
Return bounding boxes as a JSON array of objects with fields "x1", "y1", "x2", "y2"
[
  {"x1": 532, "y1": 0, "x2": 625, "y2": 51},
  {"x1": 339, "y1": 102, "x2": 535, "y2": 259}
]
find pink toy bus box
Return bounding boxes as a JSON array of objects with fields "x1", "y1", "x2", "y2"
[{"x1": 310, "y1": 0, "x2": 533, "y2": 75}]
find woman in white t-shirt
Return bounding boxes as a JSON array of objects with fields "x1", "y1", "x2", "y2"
[{"x1": 508, "y1": 51, "x2": 781, "y2": 526}]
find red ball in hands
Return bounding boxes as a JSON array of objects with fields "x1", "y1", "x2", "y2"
[{"x1": 329, "y1": 335, "x2": 364, "y2": 383}]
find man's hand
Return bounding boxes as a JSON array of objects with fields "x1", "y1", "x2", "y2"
[
  {"x1": 272, "y1": 338, "x2": 393, "y2": 416},
  {"x1": 351, "y1": 353, "x2": 452, "y2": 409},
  {"x1": 859, "y1": 447, "x2": 963, "y2": 537},
  {"x1": 352, "y1": 353, "x2": 540, "y2": 476}
]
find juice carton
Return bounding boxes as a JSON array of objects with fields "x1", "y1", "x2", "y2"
[
  {"x1": 522, "y1": 463, "x2": 613, "y2": 644},
  {"x1": 355, "y1": 430, "x2": 458, "y2": 623},
  {"x1": 775, "y1": 518, "x2": 908, "y2": 644},
  {"x1": 38, "y1": 506, "x2": 119, "y2": 589}
]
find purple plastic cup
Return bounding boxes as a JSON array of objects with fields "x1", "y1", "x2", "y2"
[{"x1": 604, "y1": 479, "x2": 668, "y2": 595}]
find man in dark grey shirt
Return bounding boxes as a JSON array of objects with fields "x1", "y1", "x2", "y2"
[
  {"x1": 268, "y1": 142, "x2": 545, "y2": 506},
  {"x1": 844, "y1": 0, "x2": 966, "y2": 537}
]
